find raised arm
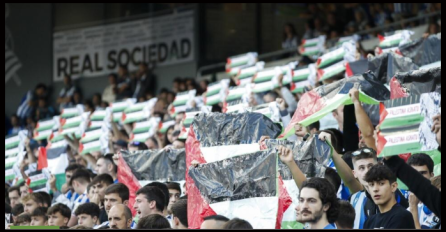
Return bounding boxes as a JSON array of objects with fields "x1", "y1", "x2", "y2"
[{"x1": 349, "y1": 88, "x2": 377, "y2": 151}]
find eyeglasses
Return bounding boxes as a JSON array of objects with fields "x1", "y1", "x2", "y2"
[
  {"x1": 352, "y1": 148, "x2": 375, "y2": 156},
  {"x1": 131, "y1": 141, "x2": 141, "y2": 146}
]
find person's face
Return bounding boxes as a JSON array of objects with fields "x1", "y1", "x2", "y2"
[
  {"x1": 145, "y1": 139, "x2": 158, "y2": 150},
  {"x1": 263, "y1": 94, "x2": 275, "y2": 103},
  {"x1": 167, "y1": 128, "x2": 175, "y2": 143},
  {"x1": 8, "y1": 190, "x2": 20, "y2": 208},
  {"x1": 92, "y1": 96, "x2": 100, "y2": 106},
  {"x1": 109, "y1": 76, "x2": 116, "y2": 85},
  {"x1": 94, "y1": 182, "x2": 109, "y2": 201},
  {"x1": 65, "y1": 171, "x2": 74, "y2": 186},
  {"x1": 168, "y1": 189, "x2": 181, "y2": 211},
  {"x1": 128, "y1": 145, "x2": 139, "y2": 152},
  {"x1": 75, "y1": 154, "x2": 87, "y2": 167},
  {"x1": 95, "y1": 158, "x2": 110, "y2": 175},
  {"x1": 410, "y1": 165, "x2": 434, "y2": 180},
  {"x1": 173, "y1": 140, "x2": 185, "y2": 149},
  {"x1": 11, "y1": 116, "x2": 19, "y2": 126},
  {"x1": 134, "y1": 194, "x2": 153, "y2": 218},
  {"x1": 20, "y1": 186, "x2": 29, "y2": 199},
  {"x1": 24, "y1": 199, "x2": 39, "y2": 214},
  {"x1": 88, "y1": 186, "x2": 95, "y2": 200},
  {"x1": 64, "y1": 76, "x2": 71, "y2": 86},
  {"x1": 104, "y1": 193, "x2": 124, "y2": 215},
  {"x1": 73, "y1": 93, "x2": 81, "y2": 103},
  {"x1": 30, "y1": 216, "x2": 47, "y2": 226},
  {"x1": 108, "y1": 207, "x2": 130, "y2": 229},
  {"x1": 333, "y1": 105, "x2": 344, "y2": 124},
  {"x1": 77, "y1": 213, "x2": 97, "y2": 228},
  {"x1": 368, "y1": 179, "x2": 397, "y2": 206},
  {"x1": 353, "y1": 159, "x2": 377, "y2": 186},
  {"x1": 358, "y1": 134, "x2": 367, "y2": 148},
  {"x1": 294, "y1": 123, "x2": 309, "y2": 138},
  {"x1": 48, "y1": 212, "x2": 68, "y2": 227},
  {"x1": 296, "y1": 188, "x2": 328, "y2": 224},
  {"x1": 200, "y1": 81, "x2": 208, "y2": 91},
  {"x1": 38, "y1": 99, "x2": 46, "y2": 108}
]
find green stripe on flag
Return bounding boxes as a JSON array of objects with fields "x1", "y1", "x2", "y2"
[
  {"x1": 206, "y1": 89, "x2": 221, "y2": 97},
  {"x1": 36, "y1": 125, "x2": 54, "y2": 132},
  {"x1": 90, "y1": 116, "x2": 105, "y2": 121},
  {"x1": 281, "y1": 221, "x2": 305, "y2": 229},
  {"x1": 55, "y1": 173, "x2": 66, "y2": 191},
  {"x1": 206, "y1": 98, "x2": 221, "y2": 106},
  {"x1": 230, "y1": 60, "x2": 248, "y2": 68},
  {"x1": 80, "y1": 135, "x2": 102, "y2": 144},
  {"x1": 293, "y1": 75, "x2": 308, "y2": 82},
  {"x1": 379, "y1": 39, "x2": 401, "y2": 48},
  {"x1": 397, "y1": 178, "x2": 408, "y2": 191},
  {"x1": 380, "y1": 115, "x2": 424, "y2": 130},
  {"x1": 318, "y1": 54, "x2": 345, "y2": 69},
  {"x1": 133, "y1": 126, "x2": 151, "y2": 134},
  {"x1": 173, "y1": 100, "x2": 188, "y2": 107},
  {"x1": 292, "y1": 87, "x2": 306, "y2": 94},
  {"x1": 434, "y1": 163, "x2": 441, "y2": 176},
  {"x1": 30, "y1": 179, "x2": 48, "y2": 188},
  {"x1": 254, "y1": 75, "x2": 274, "y2": 83},
  {"x1": 112, "y1": 106, "x2": 127, "y2": 112},
  {"x1": 125, "y1": 105, "x2": 145, "y2": 114},
  {"x1": 238, "y1": 72, "x2": 255, "y2": 79},
  {"x1": 226, "y1": 94, "x2": 244, "y2": 102},
  {"x1": 379, "y1": 142, "x2": 423, "y2": 157},
  {"x1": 320, "y1": 65, "x2": 346, "y2": 81},
  {"x1": 303, "y1": 42, "x2": 318, "y2": 47},
  {"x1": 63, "y1": 121, "x2": 81, "y2": 129},
  {"x1": 61, "y1": 112, "x2": 79, "y2": 118},
  {"x1": 5, "y1": 174, "x2": 15, "y2": 182},
  {"x1": 5, "y1": 141, "x2": 19, "y2": 150}
]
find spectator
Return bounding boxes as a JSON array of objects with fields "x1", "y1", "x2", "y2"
[
  {"x1": 115, "y1": 65, "x2": 132, "y2": 100},
  {"x1": 14, "y1": 213, "x2": 31, "y2": 226},
  {"x1": 52, "y1": 163, "x2": 82, "y2": 207},
  {"x1": 199, "y1": 80, "x2": 209, "y2": 94},
  {"x1": 92, "y1": 93, "x2": 102, "y2": 110},
  {"x1": 172, "y1": 77, "x2": 183, "y2": 93},
  {"x1": 94, "y1": 154, "x2": 118, "y2": 183},
  {"x1": 47, "y1": 203, "x2": 71, "y2": 227},
  {"x1": 102, "y1": 73, "x2": 118, "y2": 104},
  {"x1": 137, "y1": 214, "x2": 171, "y2": 229},
  {"x1": 363, "y1": 165, "x2": 415, "y2": 229},
  {"x1": 332, "y1": 105, "x2": 344, "y2": 132},
  {"x1": 83, "y1": 100, "x2": 95, "y2": 114},
  {"x1": 108, "y1": 204, "x2": 132, "y2": 229},
  {"x1": 7, "y1": 114, "x2": 23, "y2": 135},
  {"x1": 223, "y1": 218, "x2": 254, "y2": 229},
  {"x1": 326, "y1": 12, "x2": 344, "y2": 35},
  {"x1": 94, "y1": 183, "x2": 130, "y2": 228},
  {"x1": 172, "y1": 138, "x2": 185, "y2": 149},
  {"x1": 16, "y1": 83, "x2": 48, "y2": 125},
  {"x1": 282, "y1": 23, "x2": 298, "y2": 50},
  {"x1": 30, "y1": 207, "x2": 48, "y2": 226},
  {"x1": 166, "y1": 182, "x2": 181, "y2": 215},
  {"x1": 166, "y1": 91, "x2": 176, "y2": 105},
  {"x1": 145, "y1": 182, "x2": 170, "y2": 215},
  {"x1": 90, "y1": 174, "x2": 115, "y2": 217},
  {"x1": 407, "y1": 153, "x2": 435, "y2": 180},
  {"x1": 128, "y1": 141, "x2": 148, "y2": 152},
  {"x1": 34, "y1": 192, "x2": 52, "y2": 208},
  {"x1": 145, "y1": 137, "x2": 159, "y2": 150},
  {"x1": 164, "y1": 126, "x2": 175, "y2": 146},
  {"x1": 72, "y1": 90, "x2": 83, "y2": 106},
  {"x1": 69, "y1": 167, "x2": 92, "y2": 227},
  {"x1": 409, "y1": 175, "x2": 441, "y2": 229},
  {"x1": 11, "y1": 203, "x2": 24, "y2": 223},
  {"x1": 8, "y1": 186, "x2": 21, "y2": 208},
  {"x1": 295, "y1": 177, "x2": 339, "y2": 229},
  {"x1": 170, "y1": 199, "x2": 187, "y2": 229},
  {"x1": 22, "y1": 193, "x2": 44, "y2": 214},
  {"x1": 74, "y1": 202, "x2": 100, "y2": 228},
  {"x1": 57, "y1": 75, "x2": 78, "y2": 111},
  {"x1": 34, "y1": 98, "x2": 55, "y2": 121},
  {"x1": 336, "y1": 200, "x2": 356, "y2": 229},
  {"x1": 18, "y1": 183, "x2": 29, "y2": 201},
  {"x1": 353, "y1": 8, "x2": 369, "y2": 31},
  {"x1": 132, "y1": 62, "x2": 157, "y2": 100},
  {"x1": 134, "y1": 186, "x2": 166, "y2": 218},
  {"x1": 200, "y1": 215, "x2": 230, "y2": 229}
]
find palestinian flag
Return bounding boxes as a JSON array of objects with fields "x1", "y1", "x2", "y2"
[
  {"x1": 280, "y1": 62, "x2": 298, "y2": 86},
  {"x1": 252, "y1": 67, "x2": 281, "y2": 93},
  {"x1": 60, "y1": 105, "x2": 84, "y2": 119},
  {"x1": 227, "y1": 67, "x2": 241, "y2": 76},
  {"x1": 204, "y1": 80, "x2": 229, "y2": 106},
  {"x1": 121, "y1": 149, "x2": 186, "y2": 181},
  {"x1": 189, "y1": 150, "x2": 280, "y2": 229},
  {"x1": 35, "y1": 118, "x2": 57, "y2": 132},
  {"x1": 280, "y1": 74, "x2": 390, "y2": 139},
  {"x1": 377, "y1": 92, "x2": 441, "y2": 160},
  {"x1": 5, "y1": 131, "x2": 27, "y2": 182},
  {"x1": 122, "y1": 98, "x2": 157, "y2": 124},
  {"x1": 37, "y1": 146, "x2": 69, "y2": 191},
  {"x1": 224, "y1": 99, "x2": 248, "y2": 114},
  {"x1": 80, "y1": 128, "x2": 103, "y2": 144},
  {"x1": 33, "y1": 129, "x2": 53, "y2": 141},
  {"x1": 225, "y1": 52, "x2": 258, "y2": 73},
  {"x1": 130, "y1": 117, "x2": 161, "y2": 143},
  {"x1": 378, "y1": 30, "x2": 413, "y2": 48},
  {"x1": 110, "y1": 99, "x2": 136, "y2": 123},
  {"x1": 390, "y1": 67, "x2": 441, "y2": 100},
  {"x1": 225, "y1": 86, "x2": 248, "y2": 103},
  {"x1": 159, "y1": 120, "x2": 175, "y2": 134},
  {"x1": 337, "y1": 35, "x2": 359, "y2": 45},
  {"x1": 11, "y1": 151, "x2": 29, "y2": 186},
  {"x1": 317, "y1": 60, "x2": 346, "y2": 82},
  {"x1": 316, "y1": 46, "x2": 346, "y2": 69},
  {"x1": 290, "y1": 66, "x2": 311, "y2": 94},
  {"x1": 59, "y1": 113, "x2": 89, "y2": 138},
  {"x1": 27, "y1": 169, "x2": 51, "y2": 193},
  {"x1": 301, "y1": 37, "x2": 320, "y2": 48},
  {"x1": 79, "y1": 139, "x2": 102, "y2": 155},
  {"x1": 185, "y1": 112, "x2": 290, "y2": 229},
  {"x1": 252, "y1": 102, "x2": 281, "y2": 123},
  {"x1": 47, "y1": 131, "x2": 67, "y2": 149},
  {"x1": 89, "y1": 109, "x2": 109, "y2": 129},
  {"x1": 117, "y1": 151, "x2": 142, "y2": 216},
  {"x1": 368, "y1": 52, "x2": 419, "y2": 84},
  {"x1": 345, "y1": 59, "x2": 368, "y2": 78},
  {"x1": 398, "y1": 33, "x2": 441, "y2": 66},
  {"x1": 179, "y1": 107, "x2": 211, "y2": 140},
  {"x1": 237, "y1": 65, "x2": 260, "y2": 87},
  {"x1": 299, "y1": 45, "x2": 323, "y2": 56},
  {"x1": 171, "y1": 90, "x2": 196, "y2": 117}
]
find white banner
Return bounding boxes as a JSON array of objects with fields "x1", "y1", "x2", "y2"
[{"x1": 53, "y1": 10, "x2": 195, "y2": 81}]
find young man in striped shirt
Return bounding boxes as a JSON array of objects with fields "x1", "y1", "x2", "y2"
[
  {"x1": 67, "y1": 168, "x2": 91, "y2": 227},
  {"x1": 94, "y1": 183, "x2": 130, "y2": 229}
]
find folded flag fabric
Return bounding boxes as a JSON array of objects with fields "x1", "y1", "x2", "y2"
[
  {"x1": 345, "y1": 59, "x2": 368, "y2": 78},
  {"x1": 280, "y1": 73, "x2": 390, "y2": 139},
  {"x1": 159, "y1": 120, "x2": 175, "y2": 134},
  {"x1": 171, "y1": 90, "x2": 196, "y2": 117},
  {"x1": 377, "y1": 92, "x2": 441, "y2": 164},
  {"x1": 27, "y1": 168, "x2": 51, "y2": 193},
  {"x1": 179, "y1": 106, "x2": 211, "y2": 140},
  {"x1": 89, "y1": 108, "x2": 111, "y2": 130},
  {"x1": 299, "y1": 35, "x2": 326, "y2": 57},
  {"x1": 226, "y1": 52, "x2": 258, "y2": 73},
  {"x1": 47, "y1": 131, "x2": 68, "y2": 149},
  {"x1": 185, "y1": 112, "x2": 288, "y2": 229},
  {"x1": 121, "y1": 149, "x2": 186, "y2": 181},
  {"x1": 317, "y1": 41, "x2": 356, "y2": 69},
  {"x1": 110, "y1": 99, "x2": 136, "y2": 123},
  {"x1": 398, "y1": 33, "x2": 441, "y2": 67},
  {"x1": 389, "y1": 67, "x2": 441, "y2": 100},
  {"x1": 60, "y1": 105, "x2": 84, "y2": 119},
  {"x1": 252, "y1": 67, "x2": 281, "y2": 93},
  {"x1": 290, "y1": 65, "x2": 315, "y2": 94},
  {"x1": 224, "y1": 98, "x2": 249, "y2": 114},
  {"x1": 378, "y1": 30, "x2": 414, "y2": 49},
  {"x1": 34, "y1": 116, "x2": 59, "y2": 141},
  {"x1": 122, "y1": 98, "x2": 158, "y2": 124},
  {"x1": 117, "y1": 151, "x2": 142, "y2": 217},
  {"x1": 251, "y1": 102, "x2": 281, "y2": 123},
  {"x1": 37, "y1": 146, "x2": 69, "y2": 191},
  {"x1": 11, "y1": 151, "x2": 29, "y2": 186},
  {"x1": 368, "y1": 52, "x2": 419, "y2": 84},
  {"x1": 129, "y1": 117, "x2": 161, "y2": 143},
  {"x1": 236, "y1": 62, "x2": 264, "y2": 87},
  {"x1": 204, "y1": 79, "x2": 229, "y2": 106},
  {"x1": 59, "y1": 112, "x2": 90, "y2": 138},
  {"x1": 280, "y1": 62, "x2": 298, "y2": 86},
  {"x1": 5, "y1": 130, "x2": 27, "y2": 183}
]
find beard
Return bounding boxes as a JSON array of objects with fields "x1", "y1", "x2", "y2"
[{"x1": 297, "y1": 206, "x2": 324, "y2": 224}]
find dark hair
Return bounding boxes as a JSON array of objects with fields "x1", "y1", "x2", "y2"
[
  {"x1": 75, "y1": 202, "x2": 100, "y2": 218},
  {"x1": 223, "y1": 218, "x2": 253, "y2": 229},
  {"x1": 15, "y1": 213, "x2": 32, "y2": 225},
  {"x1": 137, "y1": 214, "x2": 171, "y2": 229},
  {"x1": 91, "y1": 173, "x2": 114, "y2": 187},
  {"x1": 118, "y1": 65, "x2": 128, "y2": 71},
  {"x1": 22, "y1": 193, "x2": 45, "y2": 205},
  {"x1": 104, "y1": 183, "x2": 129, "y2": 202},
  {"x1": 407, "y1": 153, "x2": 434, "y2": 174},
  {"x1": 324, "y1": 167, "x2": 341, "y2": 192},
  {"x1": 12, "y1": 203, "x2": 24, "y2": 216},
  {"x1": 69, "y1": 225, "x2": 93, "y2": 229},
  {"x1": 308, "y1": 121, "x2": 320, "y2": 132},
  {"x1": 35, "y1": 192, "x2": 52, "y2": 207},
  {"x1": 166, "y1": 182, "x2": 181, "y2": 195},
  {"x1": 172, "y1": 130, "x2": 181, "y2": 138},
  {"x1": 129, "y1": 141, "x2": 148, "y2": 150},
  {"x1": 65, "y1": 163, "x2": 83, "y2": 173},
  {"x1": 5, "y1": 202, "x2": 11, "y2": 214},
  {"x1": 47, "y1": 203, "x2": 71, "y2": 219},
  {"x1": 171, "y1": 199, "x2": 188, "y2": 227},
  {"x1": 164, "y1": 126, "x2": 175, "y2": 146},
  {"x1": 336, "y1": 200, "x2": 355, "y2": 229},
  {"x1": 300, "y1": 177, "x2": 339, "y2": 224},
  {"x1": 35, "y1": 83, "x2": 48, "y2": 91},
  {"x1": 323, "y1": 128, "x2": 343, "y2": 154},
  {"x1": 364, "y1": 164, "x2": 397, "y2": 184},
  {"x1": 145, "y1": 182, "x2": 169, "y2": 210},
  {"x1": 342, "y1": 151, "x2": 354, "y2": 170},
  {"x1": 136, "y1": 186, "x2": 166, "y2": 212},
  {"x1": 108, "y1": 73, "x2": 118, "y2": 81},
  {"x1": 69, "y1": 168, "x2": 91, "y2": 186},
  {"x1": 98, "y1": 153, "x2": 118, "y2": 174},
  {"x1": 8, "y1": 186, "x2": 20, "y2": 195},
  {"x1": 283, "y1": 23, "x2": 297, "y2": 42},
  {"x1": 179, "y1": 195, "x2": 188, "y2": 200},
  {"x1": 203, "y1": 215, "x2": 230, "y2": 222},
  {"x1": 266, "y1": 91, "x2": 279, "y2": 100},
  {"x1": 84, "y1": 100, "x2": 94, "y2": 110},
  {"x1": 147, "y1": 137, "x2": 159, "y2": 148},
  {"x1": 123, "y1": 205, "x2": 132, "y2": 222},
  {"x1": 173, "y1": 77, "x2": 183, "y2": 84},
  {"x1": 31, "y1": 207, "x2": 48, "y2": 221}
]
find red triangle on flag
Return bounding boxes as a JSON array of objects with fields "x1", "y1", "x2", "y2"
[{"x1": 37, "y1": 147, "x2": 47, "y2": 171}]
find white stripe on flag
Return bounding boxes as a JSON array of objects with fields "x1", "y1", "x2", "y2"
[
  {"x1": 50, "y1": 140, "x2": 67, "y2": 149},
  {"x1": 201, "y1": 144, "x2": 260, "y2": 163},
  {"x1": 6, "y1": 147, "x2": 19, "y2": 156},
  {"x1": 385, "y1": 103, "x2": 421, "y2": 119},
  {"x1": 47, "y1": 153, "x2": 69, "y2": 175},
  {"x1": 5, "y1": 135, "x2": 20, "y2": 146},
  {"x1": 134, "y1": 120, "x2": 151, "y2": 128},
  {"x1": 383, "y1": 131, "x2": 419, "y2": 146},
  {"x1": 210, "y1": 197, "x2": 279, "y2": 229},
  {"x1": 256, "y1": 68, "x2": 278, "y2": 79}
]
